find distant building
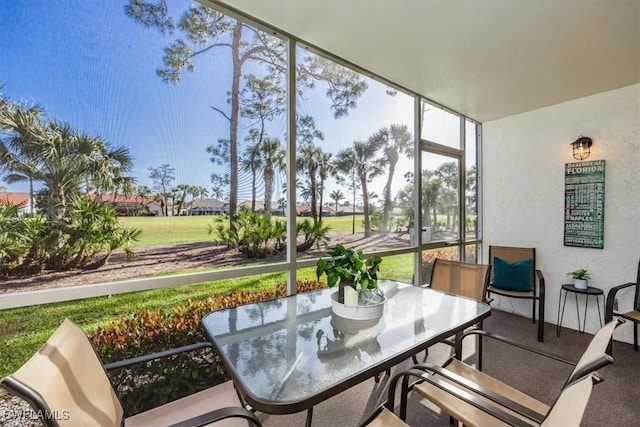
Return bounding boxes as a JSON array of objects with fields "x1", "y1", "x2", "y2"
[
  {"x1": 238, "y1": 200, "x2": 284, "y2": 215},
  {"x1": 186, "y1": 198, "x2": 227, "y2": 215},
  {"x1": 92, "y1": 194, "x2": 159, "y2": 216},
  {"x1": 298, "y1": 204, "x2": 334, "y2": 217},
  {"x1": 239, "y1": 200, "x2": 265, "y2": 213},
  {"x1": 0, "y1": 192, "x2": 34, "y2": 217},
  {"x1": 144, "y1": 201, "x2": 163, "y2": 216},
  {"x1": 335, "y1": 205, "x2": 364, "y2": 216}
]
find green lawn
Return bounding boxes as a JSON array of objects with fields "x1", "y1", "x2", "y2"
[
  {"x1": 0, "y1": 252, "x2": 414, "y2": 378},
  {"x1": 120, "y1": 214, "x2": 366, "y2": 246},
  {"x1": 0, "y1": 271, "x2": 289, "y2": 377}
]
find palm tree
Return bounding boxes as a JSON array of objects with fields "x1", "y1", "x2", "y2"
[
  {"x1": 465, "y1": 165, "x2": 477, "y2": 213},
  {"x1": 260, "y1": 137, "x2": 285, "y2": 215},
  {"x1": 336, "y1": 171, "x2": 361, "y2": 234},
  {"x1": 240, "y1": 139, "x2": 263, "y2": 212},
  {"x1": 296, "y1": 144, "x2": 321, "y2": 223},
  {"x1": 171, "y1": 187, "x2": 186, "y2": 216},
  {"x1": 436, "y1": 161, "x2": 459, "y2": 231},
  {"x1": 210, "y1": 186, "x2": 224, "y2": 200},
  {"x1": 194, "y1": 185, "x2": 209, "y2": 199},
  {"x1": 136, "y1": 185, "x2": 152, "y2": 202},
  {"x1": 3, "y1": 115, "x2": 133, "y2": 219},
  {"x1": 329, "y1": 189, "x2": 345, "y2": 215},
  {"x1": 334, "y1": 140, "x2": 385, "y2": 237},
  {"x1": 369, "y1": 124, "x2": 413, "y2": 233},
  {"x1": 422, "y1": 169, "x2": 442, "y2": 230},
  {"x1": 0, "y1": 101, "x2": 46, "y2": 216},
  {"x1": 317, "y1": 151, "x2": 334, "y2": 223},
  {"x1": 136, "y1": 185, "x2": 152, "y2": 216},
  {"x1": 87, "y1": 136, "x2": 134, "y2": 201}
]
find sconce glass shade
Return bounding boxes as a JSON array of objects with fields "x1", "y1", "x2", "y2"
[{"x1": 571, "y1": 136, "x2": 593, "y2": 161}]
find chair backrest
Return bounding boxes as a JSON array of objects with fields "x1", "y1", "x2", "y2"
[
  {"x1": 430, "y1": 258, "x2": 491, "y2": 302},
  {"x1": 1, "y1": 318, "x2": 123, "y2": 427},
  {"x1": 540, "y1": 374, "x2": 594, "y2": 427},
  {"x1": 488, "y1": 245, "x2": 536, "y2": 289},
  {"x1": 521, "y1": 321, "x2": 617, "y2": 426},
  {"x1": 566, "y1": 319, "x2": 617, "y2": 385}
]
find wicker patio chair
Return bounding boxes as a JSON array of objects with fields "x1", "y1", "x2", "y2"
[
  {"x1": 605, "y1": 257, "x2": 640, "y2": 354},
  {"x1": 0, "y1": 318, "x2": 261, "y2": 427},
  {"x1": 487, "y1": 245, "x2": 546, "y2": 342},
  {"x1": 363, "y1": 319, "x2": 620, "y2": 427}
]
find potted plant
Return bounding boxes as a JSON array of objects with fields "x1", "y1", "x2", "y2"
[
  {"x1": 316, "y1": 244, "x2": 384, "y2": 319},
  {"x1": 567, "y1": 268, "x2": 591, "y2": 289}
]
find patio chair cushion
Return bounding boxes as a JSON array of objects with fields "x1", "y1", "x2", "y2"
[{"x1": 491, "y1": 257, "x2": 533, "y2": 292}]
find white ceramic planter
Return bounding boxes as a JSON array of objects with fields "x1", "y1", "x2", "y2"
[
  {"x1": 330, "y1": 291, "x2": 385, "y2": 320},
  {"x1": 573, "y1": 278, "x2": 588, "y2": 289}
]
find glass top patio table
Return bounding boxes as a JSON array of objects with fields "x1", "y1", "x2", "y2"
[{"x1": 201, "y1": 279, "x2": 491, "y2": 418}]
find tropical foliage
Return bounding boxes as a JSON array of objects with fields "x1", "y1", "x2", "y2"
[
  {"x1": 91, "y1": 279, "x2": 325, "y2": 416},
  {"x1": 0, "y1": 92, "x2": 140, "y2": 276},
  {"x1": 208, "y1": 209, "x2": 331, "y2": 258}
]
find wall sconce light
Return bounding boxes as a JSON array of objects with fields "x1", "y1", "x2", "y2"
[{"x1": 571, "y1": 136, "x2": 593, "y2": 161}]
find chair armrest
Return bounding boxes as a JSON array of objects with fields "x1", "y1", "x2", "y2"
[
  {"x1": 535, "y1": 269, "x2": 545, "y2": 294},
  {"x1": 407, "y1": 363, "x2": 546, "y2": 425},
  {"x1": 453, "y1": 329, "x2": 574, "y2": 367},
  {"x1": 605, "y1": 282, "x2": 636, "y2": 322},
  {"x1": 104, "y1": 342, "x2": 212, "y2": 370},
  {"x1": 565, "y1": 353, "x2": 612, "y2": 385},
  {"x1": 168, "y1": 406, "x2": 262, "y2": 427},
  {"x1": 385, "y1": 363, "x2": 542, "y2": 426}
]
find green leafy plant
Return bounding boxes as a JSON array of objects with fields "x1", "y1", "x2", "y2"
[
  {"x1": 316, "y1": 244, "x2": 382, "y2": 303},
  {"x1": 566, "y1": 268, "x2": 591, "y2": 280},
  {"x1": 91, "y1": 280, "x2": 325, "y2": 416},
  {"x1": 296, "y1": 219, "x2": 331, "y2": 252}
]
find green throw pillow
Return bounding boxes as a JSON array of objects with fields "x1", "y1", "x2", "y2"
[{"x1": 492, "y1": 257, "x2": 533, "y2": 292}]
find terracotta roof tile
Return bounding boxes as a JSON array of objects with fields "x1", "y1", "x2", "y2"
[{"x1": 0, "y1": 192, "x2": 30, "y2": 208}]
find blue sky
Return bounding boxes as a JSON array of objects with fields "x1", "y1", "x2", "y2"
[{"x1": 0, "y1": 0, "x2": 416, "y2": 202}]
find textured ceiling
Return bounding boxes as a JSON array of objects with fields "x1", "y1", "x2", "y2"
[{"x1": 213, "y1": 0, "x2": 640, "y2": 122}]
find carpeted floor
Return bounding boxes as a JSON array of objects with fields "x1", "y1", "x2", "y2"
[{"x1": 260, "y1": 309, "x2": 639, "y2": 426}]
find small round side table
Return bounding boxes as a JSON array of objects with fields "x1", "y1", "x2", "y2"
[{"x1": 556, "y1": 284, "x2": 604, "y2": 337}]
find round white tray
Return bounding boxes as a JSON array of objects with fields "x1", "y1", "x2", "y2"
[{"x1": 330, "y1": 291, "x2": 385, "y2": 320}]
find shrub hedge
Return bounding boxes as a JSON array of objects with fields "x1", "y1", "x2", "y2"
[{"x1": 90, "y1": 280, "x2": 325, "y2": 415}]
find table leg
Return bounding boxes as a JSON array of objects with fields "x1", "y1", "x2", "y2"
[
  {"x1": 574, "y1": 292, "x2": 583, "y2": 333},
  {"x1": 582, "y1": 294, "x2": 589, "y2": 333},
  {"x1": 557, "y1": 290, "x2": 568, "y2": 337},
  {"x1": 305, "y1": 407, "x2": 313, "y2": 427},
  {"x1": 596, "y1": 295, "x2": 603, "y2": 327}
]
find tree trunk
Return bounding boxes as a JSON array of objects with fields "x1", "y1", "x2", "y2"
[
  {"x1": 28, "y1": 176, "x2": 34, "y2": 216},
  {"x1": 361, "y1": 175, "x2": 371, "y2": 238},
  {"x1": 309, "y1": 173, "x2": 318, "y2": 225},
  {"x1": 264, "y1": 167, "x2": 273, "y2": 216},
  {"x1": 318, "y1": 179, "x2": 325, "y2": 224},
  {"x1": 382, "y1": 154, "x2": 398, "y2": 233},
  {"x1": 228, "y1": 23, "x2": 243, "y2": 233},
  {"x1": 251, "y1": 168, "x2": 257, "y2": 213}
]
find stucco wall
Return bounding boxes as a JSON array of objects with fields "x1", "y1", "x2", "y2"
[{"x1": 483, "y1": 83, "x2": 640, "y2": 344}]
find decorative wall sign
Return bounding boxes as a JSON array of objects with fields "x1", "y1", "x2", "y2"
[{"x1": 564, "y1": 160, "x2": 605, "y2": 249}]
